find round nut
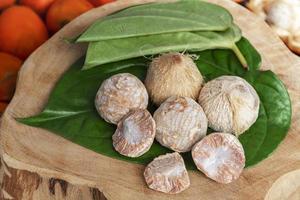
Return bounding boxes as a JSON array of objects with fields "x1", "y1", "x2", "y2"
[
  {"x1": 154, "y1": 96, "x2": 208, "y2": 152},
  {"x1": 112, "y1": 109, "x2": 156, "y2": 157},
  {"x1": 198, "y1": 76, "x2": 259, "y2": 136},
  {"x1": 247, "y1": 0, "x2": 300, "y2": 54},
  {"x1": 192, "y1": 132, "x2": 245, "y2": 184},
  {"x1": 95, "y1": 73, "x2": 148, "y2": 124},
  {"x1": 145, "y1": 52, "x2": 204, "y2": 105},
  {"x1": 266, "y1": 0, "x2": 300, "y2": 31},
  {"x1": 144, "y1": 152, "x2": 190, "y2": 194},
  {"x1": 265, "y1": 0, "x2": 300, "y2": 53}
]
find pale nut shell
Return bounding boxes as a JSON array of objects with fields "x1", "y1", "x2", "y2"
[
  {"x1": 192, "y1": 132, "x2": 245, "y2": 184},
  {"x1": 145, "y1": 52, "x2": 204, "y2": 105},
  {"x1": 265, "y1": 0, "x2": 295, "y2": 32},
  {"x1": 247, "y1": 0, "x2": 300, "y2": 54},
  {"x1": 112, "y1": 109, "x2": 155, "y2": 157},
  {"x1": 265, "y1": 0, "x2": 300, "y2": 44},
  {"x1": 95, "y1": 73, "x2": 148, "y2": 124},
  {"x1": 198, "y1": 76, "x2": 259, "y2": 136},
  {"x1": 144, "y1": 152, "x2": 190, "y2": 194},
  {"x1": 154, "y1": 96, "x2": 208, "y2": 152}
]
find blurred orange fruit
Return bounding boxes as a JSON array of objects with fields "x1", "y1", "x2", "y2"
[
  {"x1": 0, "y1": 102, "x2": 8, "y2": 114},
  {"x1": 46, "y1": 0, "x2": 94, "y2": 33},
  {"x1": 233, "y1": 0, "x2": 245, "y2": 3},
  {"x1": 0, "y1": 52, "x2": 22, "y2": 101},
  {"x1": 88, "y1": 0, "x2": 115, "y2": 7},
  {"x1": 0, "y1": 0, "x2": 15, "y2": 10},
  {"x1": 0, "y1": 6, "x2": 49, "y2": 59},
  {"x1": 20, "y1": 0, "x2": 55, "y2": 15}
]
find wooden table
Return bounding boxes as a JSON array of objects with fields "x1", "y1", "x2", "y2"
[{"x1": 1, "y1": 0, "x2": 300, "y2": 199}]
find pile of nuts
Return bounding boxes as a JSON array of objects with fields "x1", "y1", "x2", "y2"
[{"x1": 95, "y1": 52, "x2": 260, "y2": 194}]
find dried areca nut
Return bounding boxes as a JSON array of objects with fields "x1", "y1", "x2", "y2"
[
  {"x1": 198, "y1": 76, "x2": 259, "y2": 136},
  {"x1": 192, "y1": 132, "x2": 245, "y2": 184},
  {"x1": 144, "y1": 152, "x2": 190, "y2": 194},
  {"x1": 265, "y1": 0, "x2": 300, "y2": 31},
  {"x1": 145, "y1": 52, "x2": 204, "y2": 105},
  {"x1": 154, "y1": 96, "x2": 208, "y2": 152},
  {"x1": 247, "y1": 0, "x2": 300, "y2": 54},
  {"x1": 95, "y1": 73, "x2": 148, "y2": 124},
  {"x1": 265, "y1": 0, "x2": 300, "y2": 52},
  {"x1": 112, "y1": 109, "x2": 155, "y2": 157},
  {"x1": 265, "y1": 0, "x2": 300, "y2": 41}
]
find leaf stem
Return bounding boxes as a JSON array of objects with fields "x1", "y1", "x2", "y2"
[{"x1": 232, "y1": 44, "x2": 248, "y2": 69}]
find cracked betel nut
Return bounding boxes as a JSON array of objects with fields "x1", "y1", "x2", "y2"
[
  {"x1": 112, "y1": 109, "x2": 156, "y2": 157},
  {"x1": 95, "y1": 73, "x2": 148, "y2": 124},
  {"x1": 198, "y1": 76, "x2": 259, "y2": 136},
  {"x1": 192, "y1": 132, "x2": 245, "y2": 184},
  {"x1": 145, "y1": 52, "x2": 204, "y2": 105},
  {"x1": 154, "y1": 96, "x2": 208, "y2": 152},
  {"x1": 144, "y1": 152, "x2": 190, "y2": 194}
]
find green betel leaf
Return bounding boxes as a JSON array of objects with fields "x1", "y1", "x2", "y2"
[
  {"x1": 19, "y1": 38, "x2": 291, "y2": 169},
  {"x1": 236, "y1": 37, "x2": 262, "y2": 71},
  {"x1": 84, "y1": 25, "x2": 242, "y2": 69},
  {"x1": 77, "y1": 0, "x2": 233, "y2": 42},
  {"x1": 243, "y1": 71, "x2": 291, "y2": 166}
]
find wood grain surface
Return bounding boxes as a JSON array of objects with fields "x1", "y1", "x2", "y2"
[{"x1": 1, "y1": 0, "x2": 300, "y2": 199}]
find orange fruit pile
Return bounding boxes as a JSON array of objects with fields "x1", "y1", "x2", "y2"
[
  {"x1": 0, "y1": 52, "x2": 22, "y2": 114},
  {"x1": 46, "y1": 0, "x2": 94, "y2": 33},
  {"x1": 0, "y1": 0, "x2": 115, "y2": 114},
  {"x1": 0, "y1": 6, "x2": 49, "y2": 59}
]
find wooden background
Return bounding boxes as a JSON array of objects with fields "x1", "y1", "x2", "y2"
[{"x1": 1, "y1": 0, "x2": 300, "y2": 199}]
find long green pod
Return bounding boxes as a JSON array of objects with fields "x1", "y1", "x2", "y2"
[
  {"x1": 83, "y1": 25, "x2": 242, "y2": 69},
  {"x1": 77, "y1": 0, "x2": 233, "y2": 42}
]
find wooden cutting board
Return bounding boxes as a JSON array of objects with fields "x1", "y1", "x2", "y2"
[{"x1": 1, "y1": 0, "x2": 300, "y2": 199}]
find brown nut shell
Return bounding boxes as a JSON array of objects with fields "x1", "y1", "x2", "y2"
[
  {"x1": 95, "y1": 73, "x2": 148, "y2": 124},
  {"x1": 198, "y1": 76, "x2": 259, "y2": 136},
  {"x1": 145, "y1": 53, "x2": 204, "y2": 105},
  {"x1": 112, "y1": 109, "x2": 155, "y2": 157},
  {"x1": 192, "y1": 132, "x2": 245, "y2": 184},
  {"x1": 144, "y1": 152, "x2": 190, "y2": 194},
  {"x1": 154, "y1": 96, "x2": 208, "y2": 152}
]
